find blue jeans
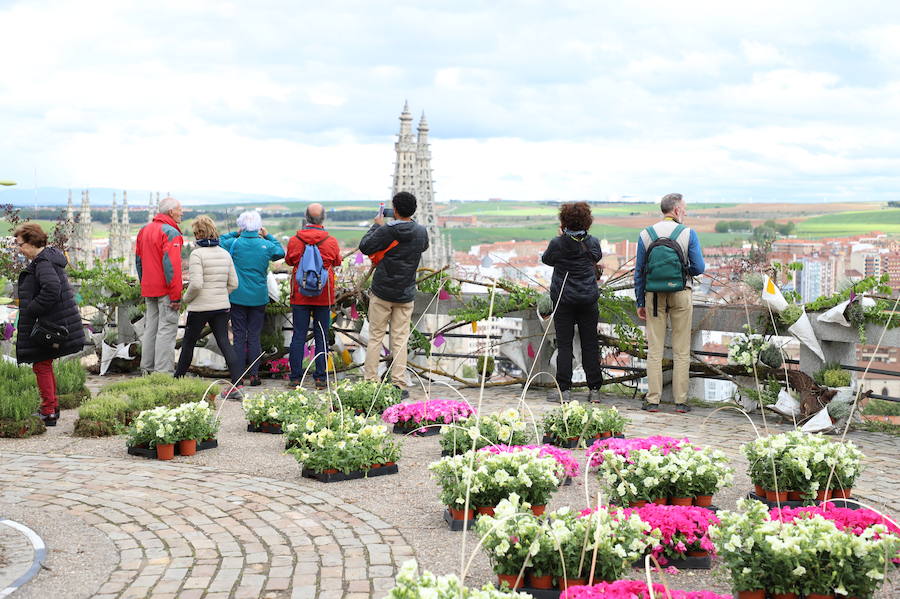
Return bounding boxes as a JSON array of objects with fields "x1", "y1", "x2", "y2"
[
  {"x1": 290, "y1": 305, "x2": 330, "y2": 381},
  {"x1": 230, "y1": 304, "x2": 266, "y2": 377}
]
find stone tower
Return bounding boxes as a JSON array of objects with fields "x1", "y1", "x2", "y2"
[
  {"x1": 64, "y1": 189, "x2": 76, "y2": 247},
  {"x1": 71, "y1": 190, "x2": 94, "y2": 267},
  {"x1": 390, "y1": 103, "x2": 451, "y2": 270},
  {"x1": 109, "y1": 192, "x2": 130, "y2": 269},
  {"x1": 120, "y1": 191, "x2": 131, "y2": 271}
]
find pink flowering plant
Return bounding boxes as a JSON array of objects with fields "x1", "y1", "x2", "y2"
[
  {"x1": 479, "y1": 444, "x2": 581, "y2": 479},
  {"x1": 381, "y1": 399, "x2": 475, "y2": 433},
  {"x1": 618, "y1": 504, "x2": 719, "y2": 565},
  {"x1": 560, "y1": 580, "x2": 729, "y2": 599},
  {"x1": 587, "y1": 436, "x2": 689, "y2": 468}
]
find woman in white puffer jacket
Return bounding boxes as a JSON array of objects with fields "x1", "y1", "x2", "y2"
[{"x1": 174, "y1": 215, "x2": 243, "y2": 399}]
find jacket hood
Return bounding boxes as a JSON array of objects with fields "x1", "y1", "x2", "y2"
[
  {"x1": 34, "y1": 246, "x2": 68, "y2": 268},
  {"x1": 153, "y1": 213, "x2": 181, "y2": 230},
  {"x1": 389, "y1": 220, "x2": 420, "y2": 242},
  {"x1": 296, "y1": 226, "x2": 330, "y2": 244}
]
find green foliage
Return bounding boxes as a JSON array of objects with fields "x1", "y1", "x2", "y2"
[
  {"x1": 715, "y1": 220, "x2": 752, "y2": 233},
  {"x1": 742, "y1": 378, "x2": 782, "y2": 407},
  {"x1": 536, "y1": 293, "x2": 553, "y2": 317},
  {"x1": 449, "y1": 280, "x2": 541, "y2": 322},
  {"x1": 409, "y1": 327, "x2": 431, "y2": 358},
  {"x1": 0, "y1": 380, "x2": 40, "y2": 420},
  {"x1": 777, "y1": 303, "x2": 803, "y2": 328},
  {"x1": 862, "y1": 398, "x2": 900, "y2": 417},
  {"x1": 475, "y1": 355, "x2": 495, "y2": 378},
  {"x1": 805, "y1": 275, "x2": 891, "y2": 312},
  {"x1": 332, "y1": 379, "x2": 402, "y2": 414},
  {"x1": 417, "y1": 274, "x2": 461, "y2": 297},
  {"x1": 758, "y1": 343, "x2": 784, "y2": 369},
  {"x1": 74, "y1": 394, "x2": 130, "y2": 436},
  {"x1": 597, "y1": 286, "x2": 646, "y2": 354},
  {"x1": 813, "y1": 363, "x2": 852, "y2": 388},
  {"x1": 68, "y1": 259, "x2": 141, "y2": 321},
  {"x1": 54, "y1": 358, "x2": 88, "y2": 395}
]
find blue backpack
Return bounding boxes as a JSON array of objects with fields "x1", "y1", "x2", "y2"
[{"x1": 296, "y1": 237, "x2": 328, "y2": 296}]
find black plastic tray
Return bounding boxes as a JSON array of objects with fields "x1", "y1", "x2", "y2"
[
  {"x1": 517, "y1": 587, "x2": 559, "y2": 599},
  {"x1": 746, "y1": 491, "x2": 860, "y2": 510},
  {"x1": 247, "y1": 422, "x2": 283, "y2": 434},
  {"x1": 443, "y1": 508, "x2": 477, "y2": 531},
  {"x1": 300, "y1": 463, "x2": 398, "y2": 483},
  {"x1": 632, "y1": 554, "x2": 711, "y2": 569},
  {"x1": 127, "y1": 438, "x2": 218, "y2": 459},
  {"x1": 393, "y1": 423, "x2": 441, "y2": 437}
]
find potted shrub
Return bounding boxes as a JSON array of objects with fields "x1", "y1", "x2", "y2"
[
  {"x1": 541, "y1": 401, "x2": 590, "y2": 446},
  {"x1": 332, "y1": 379, "x2": 402, "y2": 414},
  {"x1": 474, "y1": 495, "x2": 542, "y2": 590},
  {"x1": 439, "y1": 409, "x2": 533, "y2": 455},
  {"x1": 475, "y1": 355, "x2": 495, "y2": 380},
  {"x1": 381, "y1": 399, "x2": 476, "y2": 435},
  {"x1": 243, "y1": 390, "x2": 320, "y2": 432},
  {"x1": 0, "y1": 380, "x2": 45, "y2": 438},
  {"x1": 54, "y1": 358, "x2": 91, "y2": 409},
  {"x1": 623, "y1": 504, "x2": 719, "y2": 565}
]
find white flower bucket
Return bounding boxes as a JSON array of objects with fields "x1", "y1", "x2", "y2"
[
  {"x1": 193, "y1": 347, "x2": 227, "y2": 370},
  {"x1": 767, "y1": 389, "x2": 801, "y2": 418},
  {"x1": 100, "y1": 342, "x2": 135, "y2": 376},
  {"x1": 761, "y1": 275, "x2": 789, "y2": 313},
  {"x1": 787, "y1": 311, "x2": 825, "y2": 361},
  {"x1": 817, "y1": 297, "x2": 876, "y2": 327},
  {"x1": 132, "y1": 316, "x2": 145, "y2": 337}
]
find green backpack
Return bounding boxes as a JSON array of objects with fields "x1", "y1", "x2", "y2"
[{"x1": 643, "y1": 224, "x2": 689, "y2": 316}]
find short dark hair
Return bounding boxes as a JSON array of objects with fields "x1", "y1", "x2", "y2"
[
  {"x1": 13, "y1": 222, "x2": 48, "y2": 248},
  {"x1": 559, "y1": 202, "x2": 593, "y2": 231},
  {"x1": 660, "y1": 193, "x2": 683, "y2": 214},
  {"x1": 392, "y1": 192, "x2": 417, "y2": 218}
]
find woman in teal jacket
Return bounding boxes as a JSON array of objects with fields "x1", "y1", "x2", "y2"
[{"x1": 220, "y1": 211, "x2": 285, "y2": 385}]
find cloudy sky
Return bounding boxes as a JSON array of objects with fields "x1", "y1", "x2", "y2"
[{"x1": 3, "y1": 0, "x2": 900, "y2": 204}]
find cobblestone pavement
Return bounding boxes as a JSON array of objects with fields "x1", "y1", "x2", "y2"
[
  {"x1": 0, "y1": 452, "x2": 412, "y2": 599},
  {"x1": 0, "y1": 519, "x2": 35, "y2": 592},
  {"x1": 0, "y1": 376, "x2": 897, "y2": 597}
]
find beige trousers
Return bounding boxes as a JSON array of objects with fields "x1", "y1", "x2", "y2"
[
  {"x1": 363, "y1": 294, "x2": 415, "y2": 387},
  {"x1": 645, "y1": 289, "x2": 693, "y2": 405}
]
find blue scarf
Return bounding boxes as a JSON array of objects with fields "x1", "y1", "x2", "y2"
[{"x1": 197, "y1": 238, "x2": 219, "y2": 247}]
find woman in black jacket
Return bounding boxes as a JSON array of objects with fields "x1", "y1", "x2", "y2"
[
  {"x1": 14, "y1": 223, "x2": 86, "y2": 426},
  {"x1": 541, "y1": 202, "x2": 603, "y2": 403}
]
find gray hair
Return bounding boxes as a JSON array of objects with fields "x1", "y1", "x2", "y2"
[
  {"x1": 158, "y1": 196, "x2": 180, "y2": 215},
  {"x1": 660, "y1": 193, "x2": 683, "y2": 214},
  {"x1": 236, "y1": 210, "x2": 262, "y2": 231},
  {"x1": 305, "y1": 208, "x2": 325, "y2": 225}
]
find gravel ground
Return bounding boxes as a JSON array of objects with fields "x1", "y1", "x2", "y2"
[
  {"x1": 0, "y1": 500, "x2": 118, "y2": 599},
  {"x1": 2, "y1": 380, "x2": 898, "y2": 597}
]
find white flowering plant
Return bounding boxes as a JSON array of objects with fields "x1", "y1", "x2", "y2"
[
  {"x1": 428, "y1": 449, "x2": 561, "y2": 509},
  {"x1": 439, "y1": 409, "x2": 533, "y2": 454},
  {"x1": 541, "y1": 403, "x2": 629, "y2": 445},
  {"x1": 331, "y1": 379, "x2": 401, "y2": 414},
  {"x1": 384, "y1": 559, "x2": 532, "y2": 599},
  {"x1": 475, "y1": 494, "x2": 544, "y2": 576},
  {"x1": 126, "y1": 405, "x2": 179, "y2": 447},
  {"x1": 170, "y1": 400, "x2": 218, "y2": 441},
  {"x1": 727, "y1": 328, "x2": 780, "y2": 369},
  {"x1": 741, "y1": 431, "x2": 865, "y2": 495},
  {"x1": 285, "y1": 410, "x2": 401, "y2": 474},
  {"x1": 242, "y1": 389, "x2": 320, "y2": 426},
  {"x1": 712, "y1": 499, "x2": 899, "y2": 596}
]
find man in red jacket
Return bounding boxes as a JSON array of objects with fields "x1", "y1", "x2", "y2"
[
  {"x1": 285, "y1": 203, "x2": 341, "y2": 388},
  {"x1": 135, "y1": 197, "x2": 184, "y2": 374}
]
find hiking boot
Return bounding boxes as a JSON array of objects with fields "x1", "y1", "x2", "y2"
[
  {"x1": 221, "y1": 386, "x2": 244, "y2": 401},
  {"x1": 249, "y1": 376, "x2": 262, "y2": 387},
  {"x1": 315, "y1": 379, "x2": 327, "y2": 390},
  {"x1": 587, "y1": 389, "x2": 602, "y2": 403},
  {"x1": 393, "y1": 385, "x2": 410, "y2": 400},
  {"x1": 641, "y1": 401, "x2": 660, "y2": 412},
  {"x1": 547, "y1": 389, "x2": 571, "y2": 403},
  {"x1": 40, "y1": 412, "x2": 58, "y2": 427},
  {"x1": 675, "y1": 404, "x2": 692, "y2": 413},
  {"x1": 286, "y1": 379, "x2": 300, "y2": 389}
]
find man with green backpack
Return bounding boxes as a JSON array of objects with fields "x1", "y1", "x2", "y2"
[{"x1": 633, "y1": 193, "x2": 705, "y2": 413}]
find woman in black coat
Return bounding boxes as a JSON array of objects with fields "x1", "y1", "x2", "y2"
[
  {"x1": 14, "y1": 223, "x2": 86, "y2": 426},
  {"x1": 541, "y1": 202, "x2": 604, "y2": 403}
]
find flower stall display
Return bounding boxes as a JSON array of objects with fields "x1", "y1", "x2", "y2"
[
  {"x1": 242, "y1": 389, "x2": 320, "y2": 433},
  {"x1": 593, "y1": 438, "x2": 733, "y2": 507},
  {"x1": 125, "y1": 401, "x2": 220, "y2": 460},
  {"x1": 439, "y1": 409, "x2": 534, "y2": 455},
  {"x1": 479, "y1": 445, "x2": 581, "y2": 481},
  {"x1": 330, "y1": 379, "x2": 401, "y2": 414},
  {"x1": 382, "y1": 399, "x2": 476, "y2": 436},
  {"x1": 285, "y1": 410, "x2": 401, "y2": 481},
  {"x1": 712, "y1": 499, "x2": 900, "y2": 599},
  {"x1": 611, "y1": 504, "x2": 719, "y2": 567},
  {"x1": 475, "y1": 496, "x2": 654, "y2": 590},
  {"x1": 428, "y1": 449, "x2": 561, "y2": 524},
  {"x1": 540, "y1": 402, "x2": 628, "y2": 447},
  {"x1": 560, "y1": 581, "x2": 730, "y2": 599},
  {"x1": 384, "y1": 560, "x2": 532, "y2": 599},
  {"x1": 741, "y1": 431, "x2": 864, "y2": 502}
]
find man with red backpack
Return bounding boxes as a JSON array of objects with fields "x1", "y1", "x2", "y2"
[{"x1": 286, "y1": 203, "x2": 341, "y2": 388}]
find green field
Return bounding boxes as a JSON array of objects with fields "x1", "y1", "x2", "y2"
[
  {"x1": 794, "y1": 208, "x2": 900, "y2": 237},
  {"x1": 445, "y1": 201, "x2": 654, "y2": 217}
]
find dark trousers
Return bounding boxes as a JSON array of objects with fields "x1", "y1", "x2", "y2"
[
  {"x1": 33, "y1": 359, "x2": 57, "y2": 415},
  {"x1": 174, "y1": 309, "x2": 241, "y2": 384},
  {"x1": 290, "y1": 305, "x2": 330, "y2": 382},
  {"x1": 553, "y1": 301, "x2": 603, "y2": 391},
  {"x1": 230, "y1": 304, "x2": 266, "y2": 377}
]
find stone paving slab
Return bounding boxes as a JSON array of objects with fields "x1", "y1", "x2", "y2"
[{"x1": 0, "y1": 519, "x2": 35, "y2": 594}]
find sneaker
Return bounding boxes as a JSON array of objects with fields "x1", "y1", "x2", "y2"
[
  {"x1": 39, "y1": 413, "x2": 58, "y2": 427},
  {"x1": 675, "y1": 404, "x2": 692, "y2": 413},
  {"x1": 393, "y1": 385, "x2": 410, "y2": 400},
  {"x1": 315, "y1": 379, "x2": 327, "y2": 390},
  {"x1": 641, "y1": 401, "x2": 660, "y2": 412},
  {"x1": 286, "y1": 379, "x2": 301, "y2": 389},
  {"x1": 221, "y1": 386, "x2": 244, "y2": 401},
  {"x1": 249, "y1": 376, "x2": 262, "y2": 387},
  {"x1": 547, "y1": 389, "x2": 571, "y2": 403},
  {"x1": 587, "y1": 389, "x2": 602, "y2": 403}
]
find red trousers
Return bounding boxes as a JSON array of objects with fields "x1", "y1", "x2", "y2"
[{"x1": 32, "y1": 359, "x2": 57, "y2": 416}]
